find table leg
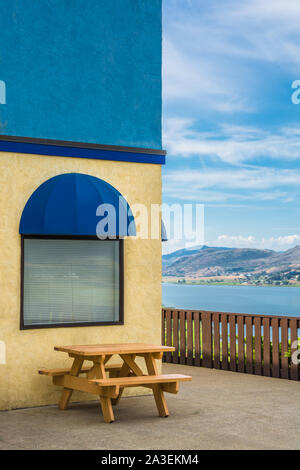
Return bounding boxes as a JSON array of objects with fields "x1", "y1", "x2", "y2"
[
  {"x1": 111, "y1": 354, "x2": 136, "y2": 406},
  {"x1": 145, "y1": 353, "x2": 169, "y2": 418},
  {"x1": 59, "y1": 356, "x2": 84, "y2": 410},
  {"x1": 94, "y1": 356, "x2": 115, "y2": 423},
  {"x1": 120, "y1": 354, "x2": 144, "y2": 376}
]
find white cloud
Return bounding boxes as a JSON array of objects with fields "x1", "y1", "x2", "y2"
[
  {"x1": 163, "y1": 118, "x2": 300, "y2": 164},
  {"x1": 166, "y1": 0, "x2": 300, "y2": 64},
  {"x1": 163, "y1": 39, "x2": 250, "y2": 113},
  {"x1": 162, "y1": 238, "x2": 187, "y2": 255},
  {"x1": 213, "y1": 0, "x2": 300, "y2": 66},
  {"x1": 163, "y1": 165, "x2": 300, "y2": 204},
  {"x1": 164, "y1": 167, "x2": 300, "y2": 190},
  {"x1": 232, "y1": 0, "x2": 300, "y2": 26}
]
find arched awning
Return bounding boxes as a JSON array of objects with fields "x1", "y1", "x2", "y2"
[{"x1": 19, "y1": 173, "x2": 136, "y2": 237}]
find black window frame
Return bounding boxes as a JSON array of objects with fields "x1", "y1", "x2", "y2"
[{"x1": 20, "y1": 235, "x2": 124, "y2": 330}]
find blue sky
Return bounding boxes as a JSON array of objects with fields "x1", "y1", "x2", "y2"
[{"x1": 162, "y1": 0, "x2": 300, "y2": 253}]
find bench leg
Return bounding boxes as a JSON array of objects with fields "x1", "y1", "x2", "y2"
[
  {"x1": 59, "y1": 357, "x2": 84, "y2": 410},
  {"x1": 59, "y1": 389, "x2": 73, "y2": 411},
  {"x1": 110, "y1": 367, "x2": 123, "y2": 406},
  {"x1": 100, "y1": 396, "x2": 114, "y2": 423},
  {"x1": 152, "y1": 384, "x2": 169, "y2": 417},
  {"x1": 111, "y1": 359, "x2": 131, "y2": 406},
  {"x1": 145, "y1": 354, "x2": 169, "y2": 418}
]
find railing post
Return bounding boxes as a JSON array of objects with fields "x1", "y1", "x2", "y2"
[
  {"x1": 237, "y1": 316, "x2": 245, "y2": 373},
  {"x1": 179, "y1": 310, "x2": 186, "y2": 365},
  {"x1": 229, "y1": 315, "x2": 236, "y2": 372},
  {"x1": 165, "y1": 310, "x2": 172, "y2": 363},
  {"x1": 186, "y1": 311, "x2": 193, "y2": 366},
  {"x1": 271, "y1": 318, "x2": 280, "y2": 378},
  {"x1": 246, "y1": 316, "x2": 253, "y2": 374},
  {"x1": 263, "y1": 317, "x2": 271, "y2": 377},
  {"x1": 213, "y1": 312, "x2": 220, "y2": 369},
  {"x1": 172, "y1": 311, "x2": 179, "y2": 364},
  {"x1": 281, "y1": 318, "x2": 289, "y2": 379},
  {"x1": 194, "y1": 311, "x2": 201, "y2": 367},
  {"x1": 221, "y1": 314, "x2": 228, "y2": 370},
  {"x1": 161, "y1": 309, "x2": 166, "y2": 363},
  {"x1": 290, "y1": 318, "x2": 299, "y2": 381},
  {"x1": 254, "y1": 316, "x2": 262, "y2": 375},
  {"x1": 202, "y1": 312, "x2": 213, "y2": 368}
]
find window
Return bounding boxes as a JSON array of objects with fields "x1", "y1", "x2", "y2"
[{"x1": 21, "y1": 236, "x2": 123, "y2": 329}]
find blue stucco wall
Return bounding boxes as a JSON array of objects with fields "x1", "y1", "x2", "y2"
[{"x1": 0, "y1": 0, "x2": 162, "y2": 149}]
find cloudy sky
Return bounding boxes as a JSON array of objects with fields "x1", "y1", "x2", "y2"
[{"x1": 162, "y1": 0, "x2": 300, "y2": 253}]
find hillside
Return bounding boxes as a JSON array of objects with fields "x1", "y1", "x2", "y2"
[{"x1": 162, "y1": 245, "x2": 300, "y2": 278}]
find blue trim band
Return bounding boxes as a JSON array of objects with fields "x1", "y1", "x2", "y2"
[{"x1": 0, "y1": 140, "x2": 166, "y2": 165}]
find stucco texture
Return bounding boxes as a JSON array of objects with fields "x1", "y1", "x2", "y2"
[
  {"x1": 0, "y1": 152, "x2": 162, "y2": 410},
  {"x1": 0, "y1": 0, "x2": 162, "y2": 149}
]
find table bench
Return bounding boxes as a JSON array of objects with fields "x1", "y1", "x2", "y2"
[
  {"x1": 39, "y1": 343, "x2": 192, "y2": 423},
  {"x1": 39, "y1": 363, "x2": 122, "y2": 377},
  {"x1": 90, "y1": 373, "x2": 192, "y2": 421}
]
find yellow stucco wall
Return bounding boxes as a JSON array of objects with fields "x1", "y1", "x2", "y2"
[{"x1": 0, "y1": 151, "x2": 162, "y2": 410}]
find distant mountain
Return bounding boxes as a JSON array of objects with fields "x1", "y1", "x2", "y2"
[
  {"x1": 162, "y1": 245, "x2": 231, "y2": 268},
  {"x1": 162, "y1": 245, "x2": 300, "y2": 278},
  {"x1": 266, "y1": 245, "x2": 300, "y2": 267}
]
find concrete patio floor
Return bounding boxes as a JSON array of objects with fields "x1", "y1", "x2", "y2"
[{"x1": 0, "y1": 363, "x2": 299, "y2": 450}]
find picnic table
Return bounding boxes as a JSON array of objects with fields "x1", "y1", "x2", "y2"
[{"x1": 39, "y1": 343, "x2": 192, "y2": 423}]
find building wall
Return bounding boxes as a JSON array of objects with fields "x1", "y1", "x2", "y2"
[
  {"x1": 0, "y1": 0, "x2": 162, "y2": 149},
  {"x1": 0, "y1": 152, "x2": 162, "y2": 410}
]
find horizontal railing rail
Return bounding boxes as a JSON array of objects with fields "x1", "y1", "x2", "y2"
[{"x1": 162, "y1": 308, "x2": 300, "y2": 381}]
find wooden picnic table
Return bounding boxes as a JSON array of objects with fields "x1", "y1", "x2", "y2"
[{"x1": 39, "y1": 343, "x2": 192, "y2": 423}]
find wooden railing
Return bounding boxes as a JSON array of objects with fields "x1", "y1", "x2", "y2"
[{"x1": 162, "y1": 308, "x2": 300, "y2": 381}]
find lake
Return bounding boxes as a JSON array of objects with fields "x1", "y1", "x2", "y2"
[{"x1": 162, "y1": 283, "x2": 300, "y2": 317}]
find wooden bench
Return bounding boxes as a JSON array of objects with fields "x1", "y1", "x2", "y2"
[
  {"x1": 90, "y1": 373, "x2": 192, "y2": 398},
  {"x1": 39, "y1": 364, "x2": 123, "y2": 387},
  {"x1": 39, "y1": 363, "x2": 122, "y2": 377}
]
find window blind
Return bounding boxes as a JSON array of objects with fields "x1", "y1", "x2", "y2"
[{"x1": 23, "y1": 238, "x2": 120, "y2": 326}]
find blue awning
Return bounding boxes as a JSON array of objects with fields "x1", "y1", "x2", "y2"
[{"x1": 19, "y1": 173, "x2": 136, "y2": 237}]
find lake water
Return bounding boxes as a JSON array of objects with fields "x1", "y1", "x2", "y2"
[{"x1": 162, "y1": 283, "x2": 300, "y2": 317}]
